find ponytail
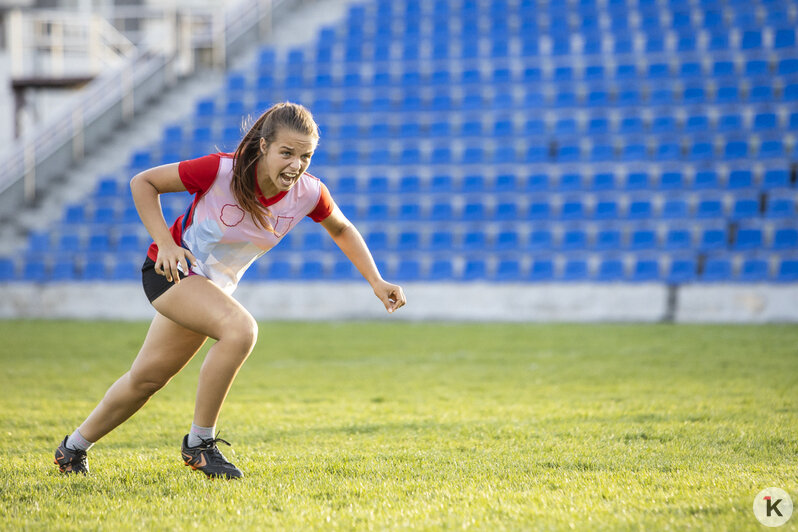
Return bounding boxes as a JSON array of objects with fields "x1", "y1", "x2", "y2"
[{"x1": 231, "y1": 102, "x2": 319, "y2": 231}]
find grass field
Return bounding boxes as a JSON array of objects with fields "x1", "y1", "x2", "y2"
[{"x1": 0, "y1": 320, "x2": 796, "y2": 531}]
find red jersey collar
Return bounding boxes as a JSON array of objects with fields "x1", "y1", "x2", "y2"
[{"x1": 254, "y1": 176, "x2": 288, "y2": 207}]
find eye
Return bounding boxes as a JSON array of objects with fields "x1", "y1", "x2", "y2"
[
  {"x1": 301, "y1": 154, "x2": 312, "y2": 161},
  {"x1": 281, "y1": 151, "x2": 291, "y2": 157}
]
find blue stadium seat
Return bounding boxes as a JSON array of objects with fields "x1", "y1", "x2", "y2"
[
  {"x1": 596, "y1": 257, "x2": 625, "y2": 281},
  {"x1": 0, "y1": 257, "x2": 16, "y2": 283},
  {"x1": 733, "y1": 226, "x2": 764, "y2": 250},
  {"x1": 528, "y1": 257, "x2": 555, "y2": 281},
  {"x1": 494, "y1": 174, "x2": 517, "y2": 192},
  {"x1": 664, "y1": 227, "x2": 692, "y2": 250},
  {"x1": 429, "y1": 259, "x2": 454, "y2": 280},
  {"x1": 701, "y1": 257, "x2": 733, "y2": 281},
  {"x1": 395, "y1": 259, "x2": 421, "y2": 281},
  {"x1": 666, "y1": 256, "x2": 697, "y2": 283},
  {"x1": 772, "y1": 228, "x2": 798, "y2": 250},
  {"x1": 738, "y1": 257, "x2": 770, "y2": 282},
  {"x1": 462, "y1": 231, "x2": 486, "y2": 251},
  {"x1": 495, "y1": 231, "x2": 519, "y2": 251},
  {"x1": 462, "y1": 259, "x2": 487, "y2": 281},
  {"x1": 299, "y1": 261, "x2": 324, "y2": 280},
  {"x1": 696, "y1": 195, "x2": 725, "y2": 218},
  {"x1": 630, "y1": 257, "x2": 661, "y2": 282},
  {"x1": 397, "y1": 232, "x2": 420, "y2": 252},
  {"x1": 776, "y1": 256, "x2": 798, "y2": 282},
  {"x1": 528, "y1": 229, "x2": 554, "y2": 251},
  {"x1": 428, "y1": 231, "x2": 453, "y2": 251},
  {"x1": 762, "y1": 169, "x2": 790, "y2": 189},
  {"x1": 627, "y1": 198, "x2": 653, "y2": 219},
  {"x1": 494, "y1": 260, "x2": 521, "y2": 281},
  {"x1": 699, "y1": 225, "x2": 729, "y2": 251},
  {"x1": 330, "y1": 260, "x2": 355, "y2": 280},
  {"x1": 494, "y1": 202, "x2": 518, "y2": 221},
  {"x1": 593, "y1": 224, "x2": 622, "y2": 249},
  {"x1": 560, "y1": 228, "x2": 588, "y2": 250},
  {"x1": 560, "y1": 257, "x2": 589, "y2": 281},
  {"x1": 730, "y1": 196, "x2": 760, "y2": 219},
  {"x1": 526, "y1": 199, "x2": 552, "y2": 221},
  {"x1": 727, "y1": 170, "x2": 754, "y2": 190},
  {"x1": 398, "y1": 203, "x2": 421, "y2": 221},
  {"x1": 629, "y1": 227, "x2": 658, "y2": 250},
  {"x1": 766, "y1": 192, "x2": 796, "y2": 219},
  {"x1": 590, "y1": 173, "x2": 615, "y2": 191}
]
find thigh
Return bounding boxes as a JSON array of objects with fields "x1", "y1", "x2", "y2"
[
  {"x1": 150, "y1": 274, "x2": 256, "y2": 341},
  {"x1": 129, "y1": 312, "x2": 208, "y2": 382}
]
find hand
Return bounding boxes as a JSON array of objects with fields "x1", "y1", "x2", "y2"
[
  {"x1": 154, "y1": 243, "x2": 198, "y2": 283},
  {"x1": 372, "y1": 280, "x2": 406, "y2": 313}
]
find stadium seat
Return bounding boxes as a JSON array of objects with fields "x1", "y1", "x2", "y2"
[
  {"x1": 772, "y1": 228, "x2": 798, "y2": 250},
  {"x1": 701, "y1": 257, "x2": 733, "y2": 282},
  {"x1": 776, "y1": 257, "x2": 798, "y2": 282},
  {"x1": 560, "y1": 258, "x2": 589, "y2": 281},
  {"x1": 738, "y1": 258, "x2": 769, "y2": 282},
  {"x1": 733, "y1": 226, "x2": 764, "y2": 250},
  {"x1": 699, "y1": 226, "x2": 729, "y2": 251},
  {"x1": 630, "y1": 257, "x2": 660, "y2": 282},
  {"x1": 666, "y1": 257, "x2": 697, "y2": 283},
  {"x1": 596, "y1": 257, "x2": 625, "y2": 282}
]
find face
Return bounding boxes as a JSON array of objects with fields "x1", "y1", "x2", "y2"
[{"x1": 258, "y1": 128, "x2": 316, "y2": 195}]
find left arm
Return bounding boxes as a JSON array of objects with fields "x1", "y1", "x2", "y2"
[{"x1": 321, "y1": 205, "x2": 406, "y2": 313}]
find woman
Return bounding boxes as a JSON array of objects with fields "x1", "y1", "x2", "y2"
[{"x1": 54, "y1": 102, "x2": 406, "y2": 478}]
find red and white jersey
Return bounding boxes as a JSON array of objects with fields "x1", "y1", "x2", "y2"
[{"x1": 147, "y1": 152, "x2": 334, "y2": 293}]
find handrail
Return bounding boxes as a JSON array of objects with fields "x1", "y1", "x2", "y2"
[{"x1": 0, "y1": 0, "x2": 282, "y2": 209}]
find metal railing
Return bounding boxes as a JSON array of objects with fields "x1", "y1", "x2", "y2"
[{"x1": 0, "y1": 0, "x2": 282, "y2": 215}]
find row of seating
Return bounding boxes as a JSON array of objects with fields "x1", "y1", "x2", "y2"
[
  {"x1": 180, "y1": 120, "x2": 798, "y2": 148},
  {"x1": 26, "y1": 217, "x2": 798, "y2": 254},
  {"x1": 54, "y1": 197, "x2": 797, "y2": 229},
  {"x1": 96, "y1": 170, "x2": 798, "y2": 198},
  {"x1": 209, "y1": 84, "x2": 798, "y2": 110},
  {"x1": 5, "y1": 253, "x2": 797, "y2": 283}
]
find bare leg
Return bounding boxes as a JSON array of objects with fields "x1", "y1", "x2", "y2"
[
  {"x1": 78, "y1": 313, "x2": 207, "y2": 442},
  {"x1": 151, "y1": 275, "x2": 258, "y2": 428}
]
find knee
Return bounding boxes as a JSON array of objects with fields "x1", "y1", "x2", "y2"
[
  {"x1": 128, "y1": 372, "x2": 168, "y2": 398},
  {"x1": 220, "y1": 316, "x2": 258, "y2": 354}
]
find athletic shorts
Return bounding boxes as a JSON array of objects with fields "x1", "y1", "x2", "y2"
[{"x1": 141, "y1": 256, "x2": 189, "y2": 303}]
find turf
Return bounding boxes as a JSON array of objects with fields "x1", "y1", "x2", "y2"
[{"x1": 0, "y1": 320, "x2": 796, "y2": 531}]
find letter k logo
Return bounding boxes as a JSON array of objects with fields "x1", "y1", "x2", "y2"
[{"x1": 765, "y1": 496, "x2": 783, "y2": 517}]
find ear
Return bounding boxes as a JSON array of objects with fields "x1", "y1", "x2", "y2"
[{"x1": 259, "y1": 138, "x2": 267, "y2": 154}]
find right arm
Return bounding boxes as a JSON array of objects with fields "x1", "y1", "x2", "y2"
[{"x1": 130, "y1": 163, "x2": 197, "y2": 283}]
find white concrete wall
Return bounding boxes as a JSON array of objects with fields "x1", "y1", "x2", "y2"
[
  {"x1": 2, "y1": 281, "x2": 795, "y2": 322},
  {"x1": 675, "y1": 284, "x2": 798, "y2": 323}
]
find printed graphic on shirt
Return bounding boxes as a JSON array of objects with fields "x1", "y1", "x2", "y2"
[
  {"x1": 273, "y1": 216, "x2": 294, "y2": 237},
  {"x1": 220, "y1": 204, "x2": 246, "y2": 227}
]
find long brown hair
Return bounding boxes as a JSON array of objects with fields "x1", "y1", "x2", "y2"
[{"x1": 231, "y1": 102, "x2": 319, "y2": 231}]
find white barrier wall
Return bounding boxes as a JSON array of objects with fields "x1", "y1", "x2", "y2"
[
  {"x1": 675, "y1": 284, "x2": 798, "y2": 323},
  {"x1": 1, "y1": 281, "x2": 796, "y2": 322}
]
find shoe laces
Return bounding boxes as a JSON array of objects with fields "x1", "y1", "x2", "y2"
[{"x1": 198, "y1": 434, "x2": 235, "y2": 461}]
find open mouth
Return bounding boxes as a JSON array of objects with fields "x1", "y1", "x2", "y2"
[{"x1": 279, "y1": 172, "x2": 298, "y2": 186}]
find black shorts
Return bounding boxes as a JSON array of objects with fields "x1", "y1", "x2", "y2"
[{"x1": 141, "y1": 256, "x2": 189, "y2": 303}]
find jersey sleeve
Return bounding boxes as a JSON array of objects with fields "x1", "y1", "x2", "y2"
[
  {"x1": 307, "y1": 181, "x2": 334, "y2": 222},
  {"x1": 177, "y1": 153, "x2": 222, "y2": 194}
]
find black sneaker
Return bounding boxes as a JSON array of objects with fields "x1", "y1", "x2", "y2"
[
  {"x1": 181, "y1": 434, "x2": 243, "y2": 479},
  {"x1": 54, "y1": 436, "x2": 89, "y2": 475}
]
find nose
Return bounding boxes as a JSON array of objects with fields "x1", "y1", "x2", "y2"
[{"x1": 289, "y1": 158, "x2": 302, "y2": 171}]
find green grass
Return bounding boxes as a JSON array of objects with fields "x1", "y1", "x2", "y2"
[{"x1": 0, "y1": 321, "x2": 796, "y2": 531}]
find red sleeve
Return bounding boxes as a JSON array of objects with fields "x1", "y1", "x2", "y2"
[
  {"x1": 307, "y1": 182, "x2": 334, "y2": 222},
  {"x1": 177, "y1": 153, "x2": 222, "y2": 194}
]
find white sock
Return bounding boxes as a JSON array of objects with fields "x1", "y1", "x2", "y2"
[
  {"x1": 187, "y1": 423, "x2": 215, "y2": 447},
  {"x1": 65, "y1": 429, "x2": 94, "y2": 452}
]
